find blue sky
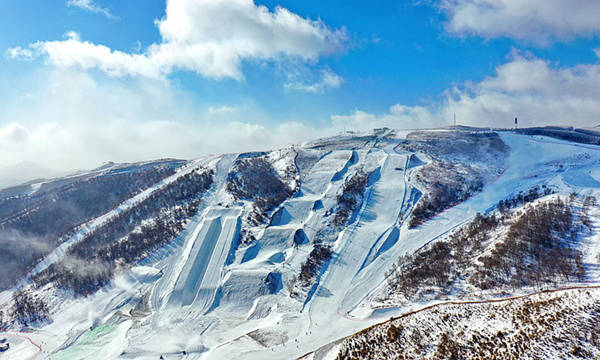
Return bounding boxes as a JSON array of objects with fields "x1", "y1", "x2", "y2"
[{"x1": 1, "y1": 0, "x2": 600, "y2": 169}]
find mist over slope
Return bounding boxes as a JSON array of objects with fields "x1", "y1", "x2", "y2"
[
  {"x1": 0, "y1": 161, "x2": 66, "y2": 191},
  {"x1": 1, "y1": 127, "x2": 600, "y2": 359}
]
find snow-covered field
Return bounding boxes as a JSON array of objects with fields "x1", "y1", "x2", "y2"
[{"x1": 2, "y1": 129, "x2": 600, "y2": 359}]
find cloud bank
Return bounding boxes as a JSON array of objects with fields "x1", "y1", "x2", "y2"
[
  {"x1": 0, "y1": 69, "x2": 325, "y2": 170},
  {"x1": 3, "y1": 1, "x2": 599, "y2": 174},
  {"x1": 67, "y1": 0, "x2": 115, "y2": 19},
  {"x1": 3, "y1": 52, "x2": 599, "y2": 172},
  {"x1": 333, "y1": 52, "x2": 600, "y2": 130},
  {"x1": 10, "y1": 0, "x2": 346, "y2": 81},
  {"x1": 284, "y1": 68, "x2": 344, "y2": 93},
  {"x1": 439, "y1": 0, "x2": 600, "y2": 43}
]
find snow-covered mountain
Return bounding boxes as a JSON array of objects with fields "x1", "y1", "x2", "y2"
[{"x1": 1, "y1": 127, "x2": 600, "y2": 359}]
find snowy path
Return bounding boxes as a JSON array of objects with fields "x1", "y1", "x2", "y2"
[
  {"x1": 303, "y1": 151, "x2": 355, "y2": 197},
  {"x1": 355, "y1": 132, "x2": 600, "y2": 311},
  {"x1": 210, "y1": 145, "x2": 417, "y2": 360},
  {"x1": 0, "y1": 332, "x2": 43, "y2": 360},
  {"x1": 237, "y1": 134, "x2": 600, "y2": 359}
]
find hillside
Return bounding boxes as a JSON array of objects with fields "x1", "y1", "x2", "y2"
[
  {"x1": 307, "y1": 287, "x2": 600, "y2": 360},
  {"x1": 0, "y1": 127, "x2": 599, "y2": 359}
]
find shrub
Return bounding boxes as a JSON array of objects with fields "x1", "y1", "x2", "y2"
[
  {"x1": 333, "y1": 171, "x2": 368, "y2": 227},
  {"x1": 409, "y1": 162, "x2": 484, "y2": 228},
  {"x1": 226, "y1": 157, "x2": 294, "y2": 224},
  {"x1": 298, "y1": 244, "x2": 333, "y2": 286},
  {"x1": 11, "y1": 290, "x2": 49, "y2": 326},
  {"x1": 471, "y1": 198, "x2": 584, "y2": 289},
  {"x1": 389, "y1": 197, "x2": 587, "y2": 300},
  {"x1": 388, "y1": 241, "x2": 452, "y2": 298}
]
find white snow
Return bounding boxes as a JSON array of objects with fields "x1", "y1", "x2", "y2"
[{"x1": 4, "y1": 131, "x2": 600, "y2": 360}]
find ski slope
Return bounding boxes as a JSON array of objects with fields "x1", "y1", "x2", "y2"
[
  {"x1": 168, "y1": 207, "x2": 241, "y2": 310},
  {"x1": 4, "y1": 130, "x2": 600, "y2": 360}
]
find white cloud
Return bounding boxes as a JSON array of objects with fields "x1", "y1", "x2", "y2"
[
  {"x1": 332, "y1": 53, "x2": 600, "y2": 130},
  {"x1": 67, "y1": 0, "x2": 115, "y2": 19},
  {"x1": 285, "y1": 69, "x2": 344, "y2": 93},
  {"x1": 0, "y1": 122, "x2": 31, "y2": 143},
  {"x1": 63, "y1": 31, "x2": 81, "y2": 41},
  {"x1": 4, "y1": 46, "x2": 34, "y2": 60},
  {"x1": 331, "y1": 105, "x2": 438, "y2": 132},
  {"x1": 26, "y1": 38, "x2": 163, "y2": 78},
  {"x1": 439, "y1": 0, "x2": 600, "y2": 43},
  {"x1": 0, "y1": 69, "x2": 326, "y2": 170},
  {"x1": 12, "y1": 0, "x2": 346, "y2": 81},
  {"x1": 207, "y1": 105, "x2": 238, "y2": 116},
  {"x1": 4, "y1": 52, "x2": 598, "y2": 173}
]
